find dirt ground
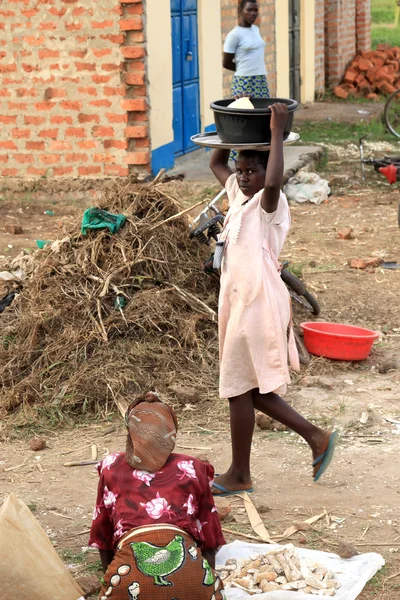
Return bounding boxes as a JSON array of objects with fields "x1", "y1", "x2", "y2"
[{"x1": 1, "y1": 138, "x2": 400, "y2": 598}]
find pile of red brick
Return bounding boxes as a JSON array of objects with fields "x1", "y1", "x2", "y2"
[{"x1": 334, "y1": 44, "x2": 400, "y2": 100}]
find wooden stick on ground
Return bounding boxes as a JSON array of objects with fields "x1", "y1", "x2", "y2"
[
  {"x1": 64, "y1": 460, "x2": 99, "y2": 467},
  {"x1": 149, "y1": 198, "x2": 208, "y2": 231},
  {"x1": 222, "y1": 528, "x2": 265, "y2": 543}
]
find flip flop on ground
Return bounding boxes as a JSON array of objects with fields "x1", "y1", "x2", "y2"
[{"x1": 313, "y1": 431, "x2": 338, "y2": 482}]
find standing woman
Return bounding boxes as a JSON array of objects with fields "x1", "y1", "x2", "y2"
[{"x1": 223, "y1": 0, "x2": 269, "y2": 100}]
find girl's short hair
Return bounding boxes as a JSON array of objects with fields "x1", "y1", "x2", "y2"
[
  {"x1": 238, "y1": 150, "x2": 269, "y2": 169},
  {"x1": 239, "y1": 0, "x2": 258, "y2": 11}
]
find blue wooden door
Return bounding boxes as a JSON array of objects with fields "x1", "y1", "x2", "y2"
[{"x1": 171, "y1": 0, "x2": 200, "y2": 156}]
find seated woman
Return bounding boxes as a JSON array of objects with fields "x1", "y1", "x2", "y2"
[{"x1": 89, "y1": 392, "x2": 225, "y2": 600}]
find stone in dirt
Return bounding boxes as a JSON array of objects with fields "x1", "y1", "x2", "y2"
[
  {"x1": 256, "y1": 413, "x2": 287, "y2": 431},
  {"x1": 349, "y1": 258, "x2": 367, "y2": 269},
  {"x1": 257, "y1": 504, "x2": 272, "y2": 514},
  {"x1": 75, "y1": 575, "x2": 101, "y2": 596},
  {"x1": 213, "y1": 497, "x2": 231, "y2": 522},
  {"x1": 337, "y1": 541, "x2": 360, "y2": 559},
  {"x1": 365, "y1": 257, "x2": 384, "y2": 268},
  {"x1": 300, "y1": 376, "x2": 335, "y2": 389},
  {"x1": 337, "y1": 227, "x2": 354, "y2": 240},
  {"x1": 168, "y1": 385, "x2": 200, "y2": 404},
  {"x1": 4, "y1": 224, "x2": 23, "y2": 235},
  {"x1": 379, "y1": 356, "x2": 400, "y2": 374},
  {"x1": 29, "y1": 438, "x2": 47, "y2": 451}
]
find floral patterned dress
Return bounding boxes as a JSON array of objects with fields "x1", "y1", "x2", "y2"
[{"x1": 89, "y1": 452, "x2": 225, "y2": 600}]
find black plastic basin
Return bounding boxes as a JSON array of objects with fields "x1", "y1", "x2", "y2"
[{"x1": 210, "y1": 97, "x2": 299, "y2": 144}]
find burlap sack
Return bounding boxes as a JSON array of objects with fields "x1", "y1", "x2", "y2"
[{"x1": 0, "y1": 494, "x2": 84, "y2": 600}]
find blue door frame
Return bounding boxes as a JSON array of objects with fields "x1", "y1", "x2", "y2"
[{"x1": 171, "y1": 0, "x2": 201, "y2": 156}]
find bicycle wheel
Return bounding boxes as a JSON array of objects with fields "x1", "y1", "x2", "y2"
[
  {"x1": 384, "y1": 89, "x2": 400, "y2": 139},
  {"x1": 293, "y1": 330, "x2": 311, "y2": 366},
  {"x1": 288, "y1": 288, "x2": 321, "y2": 316}
]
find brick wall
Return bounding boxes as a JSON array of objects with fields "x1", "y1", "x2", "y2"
[
  {"x1": 315, "y1": 0, "x2": 325, "y2": 96},
  {"x1": 220, "y1": 0, "x2": 276, "y2": 98},
  {"x1": 356, "y1": 0, "x2": 371, "y2": 53},
  {"x1": 324, "y1": 0, "x2": 371, "y2": 88},
  {"x1": 0, "y1": 0, "x2": 149, "y2": 179}
]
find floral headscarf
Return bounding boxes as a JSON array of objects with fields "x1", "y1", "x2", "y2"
[{"x1": 124, "y1": 392, "x2": 178, "y2": 473}]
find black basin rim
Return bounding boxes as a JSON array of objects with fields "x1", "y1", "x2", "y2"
[{"x1": 210, "y1": 98, "x2": 299, "y2": 115}]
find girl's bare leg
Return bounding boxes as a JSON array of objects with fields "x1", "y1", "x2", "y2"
[
  {"x1": 213, "y1": 391, "x2": 254, "y2": 492},
  {"x1": 252, "y1": 389, "x2": 332, "y2": 476}
]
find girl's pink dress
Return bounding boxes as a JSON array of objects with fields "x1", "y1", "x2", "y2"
[{"x1": 218, "y1": 174, "x2": 299, "y2": 399}]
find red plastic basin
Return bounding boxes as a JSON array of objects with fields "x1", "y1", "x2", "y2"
[{"x1": 300, "y1": 322, "x2": 380, "y2": 361}]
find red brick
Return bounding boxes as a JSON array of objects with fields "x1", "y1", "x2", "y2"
[
  {"x1": 93, "y1": 49, "x2": 112, "y2": 58},
  {"x1": 135, "y1": 138, "x2": 150, "y2": 148},
  {"x1": 75, "y1": 62, "x2": 96, "y2": 71},
  {"x1": 92, "y1": 74, "x2": 112, "y2": 84},
  {"x1": 40, "y1": 154, "x2": 61, "y2": 164},
  {"x1": 125, "y1": 126, "x2": 147, "y2": 138},
  {"x1": 78, "y1": 166, "x2": 101, "y2": 175},
  {"x1": 126, "y1": 61, "x2": 145, "y2": 72},
  {"x1": 49, "y1": 141, "x2": 72, "y2": 151},
  {"x1": 92, "y1": 126, "x2": 114, "y2": 137},
  {"x1": 103, "y1": 140, "x2": 128, "y2": 149},
  {"x1": 100, "y1": 33, "x2": 125, "y2": 44},
  {"x1": 105, "y1": 165, "x2": 129, "y2": 176},
  {"x1": 23, "y1": 35, "x2": 46, "y2": 45},
  {"x1": 39, "y1": 22, "x2": 57, "y2": 31},
  {"x1": 126, "y1": 4, "x2": 143, "y2": 14},
  {"x1": 35, "y1": 102, "x2": 53, "y2": 111},
  {"x1": 119, "y1": 18, "x2": 142, "y2": 31},
  {"x1": 122, "y1": 98, "x2": 147, "y2": 111},
  {"x1": 2, "y1": 168, "x2": 18, "y2": 176},
  {"x1": 0, "y1": 89, "x2": 11, "y2": 97},
  {"x1": 78, "y1": 140, "x2": 97, "y2": 149},
  {"x1": 90, "y1": 99, "x2": 112, "y2": 107},
  {"x1": 126, "y1": 151, "x2": 150, "y2": 165},
  {"x1": 93, "y1": 153, "x2": 117, "y2": 163},
  {"x1": 65, "y1": 127, "x2": 86, "y2": 137},
  {"x1": 104, "y1": 86, "x2": 125, "y2": 96},
  {"x1": 26, "y1": 141, "x2": 45, "y2": 150},
  {"x1": 0, "y1": 141, "x2": 17, "y2": 150},
  {"x1": 0, "y1": 115, "x2": 17, "y2": 124},
  {"x1": 0, "y1": 64, "x2": 17, "y2": 73},
  {"x1": 125, "y1": 72, "x2": 145, "y2": 85},
  {"x1": 106, "y1": 113, "x2": 128, "y2": 123},
  {"x1": 11, "y1": 128, "x2": 30, "y2": 138},
  {"x1": 334, "y1": 86, "x2": 349, "y2": 99},
  {"x1": 14, "y1": 154, "x2": 34, "y2": 164},
  {"x1": 69, "y1": 49, "x2": 87, "y2": 58},
  {"x1": 8, "y1": 101, "x2": 28, "y2": 111},
  {"x1": 51, "y1": 115, "x2": 73, "y2": 125},
  {"x1": 120, "y1": 47, "x2": 145, "y2": 60},
  {"x1": 27, "y1": 167, "x2": 49, "y2": 176},
  {"x1": 53, "y1": 166, "x2": 74, "y2": 175},
  {"x1": 60, "y1": 101, "x2": 82, "y2": 111},
  {"x1": 65, "y1": 21, "x2": 83, "y2": 31},
  {"x1": 77, "y1": 86, "x2": 97, "y2": 96},
  {"x1": 65, "y1": 153, "x2": 88, "y2": 162},
  {"x1": 49, "y1": 6, "x2": 67, "y2": 16},
  {"x1": 132, "y1": 112, "x2": 148, "y2": 122},
  {"x1": 101, "y1": 63, "x2": 122, "y2": 72},
  {"x1": 15, "y1": 87, "x2": 37, "y2": 97},
  {"x1": 0, "y1": 155, "x2": 8, "y2": 163},
  {"x1": 38, "y1": 49, "x2": 59, "y2": 59},
  {"x1": 78, "y1": 113, "x2": 100, "y2": 124},
  {"x1": 92, "y1": 20, "x2": 114, "y2": 29},
  {"x1": 38, "y1": 129, "x2": 58, "y2": 138}
]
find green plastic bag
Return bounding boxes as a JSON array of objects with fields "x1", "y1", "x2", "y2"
[{"x1": 81, "y1": 208, "x2": 126, "y2": 235}]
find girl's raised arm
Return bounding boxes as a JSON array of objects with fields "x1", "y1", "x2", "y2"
[{"x1": 261, "y1": 103, "x2": 287, "y2": 213}]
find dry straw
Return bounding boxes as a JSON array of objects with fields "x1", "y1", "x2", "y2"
[{"x1": 0, "y1": 178, "x2": 219, "y2": 425}]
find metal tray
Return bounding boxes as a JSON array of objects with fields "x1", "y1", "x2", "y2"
[{"x1": 191, "y1": 131, "x2": 300, "y2": 151}]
